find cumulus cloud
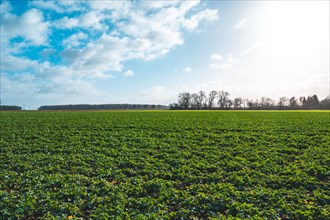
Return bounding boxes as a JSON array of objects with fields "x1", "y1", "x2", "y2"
[
  {"x1": 29, "y1": 0, "x2": 86, "y2": 13},
  {"x1": 54, "y1": 12, "x2": 105, "y2": 30},
  {"x1": 1, "y1": 0, "x2": 218, "y2": 105},
  {"x1": 59, "y1": 0, "x2": 218, "y2": 77},
  {"x1": 1, "y1": 55, "x2": 40, "y2": 72},
  {"x1": 123, "y1": 70, "x2": 135, "y2": 77},
  {"x1": 79, "y1": 11, "x2": 105, "y2": 30},
  {"x1": 183, "y1": 9, "x2": 218, "y2": 30},
  {"x1": 38, "y1": 77, "x2": 101, "y2": 97},
  {"x1": 54, "y1": 17, "x2": 79, "y2": 29},
  {"x1": 29, "y1": 1, "x2": 64, "y2": 13},
  {"x1": 1, "y1": 8, "x2": 49, "y2": 45},
  {"x1": 3, "y1": 0, "x2": 218, "y2": 77},
  {"x1": 141, "y1": 1, "x2": 181, "y2": 9},
  {"x1": 90, "y1": 0, "x2": 131, "y2": 12},
  {"x1": 1, "y1": 73, "x2": 38, "y2": 96},
  {"x1": 61, "y1": 34, "x2": 129, "y2": 74},
  {"x1": 2, "y1": 64, "x2": 110, "y2": 108},
  {"x1": 62, "y1": 32, "x2": 88, "y2": 48}
]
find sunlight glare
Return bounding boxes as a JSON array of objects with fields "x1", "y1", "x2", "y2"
[{"x1": 255, "y1": 1, "x2": 329, "y2": 63}]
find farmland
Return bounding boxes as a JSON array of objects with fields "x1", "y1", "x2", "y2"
[{"x1": 0, "y1": 111, "x2": 329, "y2": 219}]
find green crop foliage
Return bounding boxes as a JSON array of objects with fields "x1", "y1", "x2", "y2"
[{"x1": 1, "y1": 111, "x2": 329, "y2": 219}]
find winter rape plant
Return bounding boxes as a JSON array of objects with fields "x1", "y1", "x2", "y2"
[{"x1": 0, "y1": 111, "x2": 329, "y2": 219}]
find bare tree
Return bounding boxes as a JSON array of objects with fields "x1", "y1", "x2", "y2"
[
  {"x1": 319, "y1": 95, "x2": 330, "y2": 109},
  {"x1": 190, "y1": 93, "x2": 199, "y2": 109},
  {"x1": 266, "y1": 98, "x2": 275, "y2": 108},
  {"x1": 299, "y1": 96, "x2": 306, "y2": 107},
  {"x1": 197, "y1": 90, "x2": 206, "y2": 109},
  {"x1": 307, "y1": 95, "x2": 319, "y2": 107},
  {"x1": 289, "y1": 96, "x2": 298, "y2": 108},
  {"x1": 233, "y1": 97, "x2": 243, "y2": 109},
  {"x1": 278, "y1": 97, "x2": 289, "y2": 108},
  {"x1": 227, "y1": 100, "x2": 233, "y2": 108},
  {"x1": 247, "y1": 99, "x2": 255, "y2": 109},
  {"x1": 260, "y1": 97, "x2": 267, "y2": 108},
  {"x1": 242, "y1": 98, "x2": 248, "y2": 109},
  {"x1": 173, "y1": 92, "x2": 327, "y2": 110},
  {"x1": 218, "y1": 91, "x2": 230, "y2": 108},
  {"x1": 208, "y1": 90, "x2": 217, "y2": 108},
  {"x1": 178, "y1": 92, "x2": 191, "y2": 109},
  {"x1": 260, "y1": 97, "x2": 275, "y2": 108}
]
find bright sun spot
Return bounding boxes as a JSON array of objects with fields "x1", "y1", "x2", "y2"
[
  {"x1": 256, "y1": 1, "x2": 328, "y2": 58},
  {"x1": 248, "y1": 1, "x2": 329, "y2": 78}
]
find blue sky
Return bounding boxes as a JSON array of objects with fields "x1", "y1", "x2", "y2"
[{"x1": 1, "y1": 0, "x2": 329, "y2": 109}]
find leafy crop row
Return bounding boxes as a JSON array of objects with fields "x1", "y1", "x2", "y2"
[{"x1": 1, "y1": 111, "x2": 329, "y2": 219}]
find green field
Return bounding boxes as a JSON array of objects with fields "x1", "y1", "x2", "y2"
[{"x1": 1, "y1": 111, "x2": 329, "y2": 219}]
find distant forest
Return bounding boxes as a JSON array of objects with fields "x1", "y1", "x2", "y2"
[
  {"x1": 38, "y1": 104, "x2": 169, "y2": 111},
  {"x1": 170, "y1": 91, "x2": 330, "y2": 110},
  {"x1": 0, "y1": 105, "x2": 22, "y2": 111}
]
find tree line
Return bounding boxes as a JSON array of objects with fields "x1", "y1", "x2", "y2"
[
  {"x1": 38, "y1": 104, "x2": 169, "y2": 111},
  {"x1": 170, "y1": 91, "x2": 330, "y2": 110},
  {"x1": 0, "y1": 105, "x2": 22, "y2": 111}
]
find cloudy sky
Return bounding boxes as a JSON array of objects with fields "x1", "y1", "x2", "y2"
[{"x1": 1, "y1": 0, "x2": 329, "y2": 109}]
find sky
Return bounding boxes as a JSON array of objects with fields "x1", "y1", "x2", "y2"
[{"x1": 1, "y1": 0, "x2": 329, "y2": 109}]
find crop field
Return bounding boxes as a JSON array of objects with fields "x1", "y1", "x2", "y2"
[{"x1": 0, "y1": 111, "x2": 329, "y2": 219}]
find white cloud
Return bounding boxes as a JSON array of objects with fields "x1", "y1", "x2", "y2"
[
  {"x1": 91, "y1": 1, "x2": 132, "y2": 21},
  {"x1": 80, "y1": 1, "x2": 217, "y2": 74},
  {"x1": 54, "y1": 17, "x2": 79, "y2": 29},
  {"x1": 38, "y1": 77, "x2": 102, "y2": 97},
  {"x1": 29, "y1": 0, "x2": 85, "y2": 13},
  {"x1": 59, "y1": 1, "x2": 218, "y2": 77},
  {"x1": 117, "y1": 11, "x2": 185, "y2": 59},
  {"x1": 1, "y1": 55, "x2": 39, "y2": 72},
  {"x1": 29, "y1": 1, "x2": 64, "y2": 13},
  {"x1": 12, "y1": 0, "x2": 217, "y2": 79},
  {"x1": 234, "y1": 17, "x2": 249, "y2": 29},
  {"x1": 90, "y1": 0, "x2": 131, "y2": 12},
  {"x1": 183, "y1": 8, "x2": 218, "y2": 30},
  {"x1": 1, "y1": 73, "x2": 38, "y2": 96},
  {"x1": 179, "y1": 1, "x2": 201, "y2": 14},
  {"x1": 61, "y1": 34, "x2": 128, "y2": 74},
  {"x1": 80, "y1": 11, "x2": 105, "y2": 30},
  {"x1": 2, "y1": 63, "x2": 111, "y2": 108},
  {"x1": 1, "y1": 0, "x2": 219, "y2": 106},
  {"x1": 53, "y1": 11, "x2": 105, "y2": 30},
  {"x1": 123, "y1": 70, "x2": 134, "y2": 77},
  {"x1": 62, "y1": 32, "x2": 88, "y2": 48},
  {"x1": 1, "y1": 8, "x2": 49, "y2": 45},
  {"x1": 209, "y1": 54, "x2": 238, "y2": 69},
  {"x1": 183, "y1": 67, "x2": 192, "y2": 73},
  {"x1": 48, "y1": 0, "x2": 218, "y2": 81},
  {"x1": 142, "y1": 1, "x2": 180, "y2": 9}
]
